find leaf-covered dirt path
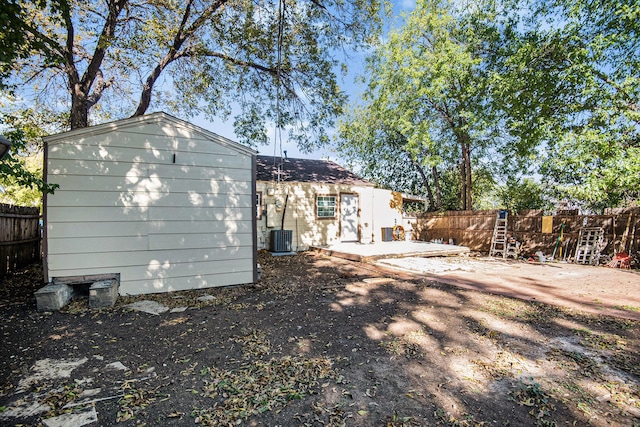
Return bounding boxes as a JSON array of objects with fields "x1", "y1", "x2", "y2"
[{"x1": 1, "y1": 252, "x2": 639, "y2": 426}]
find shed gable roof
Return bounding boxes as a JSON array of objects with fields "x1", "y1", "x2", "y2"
[
  {"x1": 256, "y1": 155, "x2": 372, "y2": 186},
  {"x1": 43, "y1": 112, "x2": 256, "y2": 157}
]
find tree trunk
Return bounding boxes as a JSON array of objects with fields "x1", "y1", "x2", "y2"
[
  {"x1": 460, "y1": 159, "x2": 467, "y2": 210},
  {"x1": 404, "y1": 152, "x2": 435, "y2": 211},
  {"x1": 462, "y1": 141, "x2": 472, "y2": 210},
  {"x1": 455, "y1": 125, "x2": 473, "y2": 211},
  {"x1": 70, "y1": 86, "x2": 89, "y2": 129},
  {"x1": 63, "y1": 0, "x2": 127, "y2": 129},
  {"x1": 424, "y1": 177, "x2": 435, "y2": 211},
  {"x1": 432, "y1": 165, "x2": 442, "y2": 210}
]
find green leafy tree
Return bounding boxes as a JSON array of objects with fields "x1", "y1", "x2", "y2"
[
  {"x1": 1, "y1": 0, "x2": 385, "y2": 200},
  {"x1": 338, "y1": 0, "x2": 503, "y2": 210},
  {"x1": 493, "y1": 0, "x2": 640, "y2": 210},
  {"x1": 0, "y1": 153, "x2": 45, "y2": 207},
  {"x1": 1, "y1": 0, "x2": 385, "y2": 147},
  {"x1": 339, "y1": 105, "x2": 445, "y2": 211},
  {"x1": 0, "y1": 103, "x2": 62, "y2": 203},
  {"x1": 340, "y1": 0, "x2": 639, "y2": 212},
  {"x1": 494, "y1": 177, "x2": 550, "y2": 212}
]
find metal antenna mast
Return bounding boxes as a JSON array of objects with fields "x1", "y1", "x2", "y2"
[{"x1": 272, "y1": 0, "x2": 285, "y2": 183}]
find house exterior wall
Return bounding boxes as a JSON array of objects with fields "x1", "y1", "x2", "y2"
[
  {"x1": 256, "y1": 181, "x2": 406, "y2": 250},
  {"x1": 45, "y1": 114, "x2": 256, "y2": 295}
]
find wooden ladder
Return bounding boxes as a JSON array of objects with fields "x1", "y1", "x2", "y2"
[
  {"x1": 574, "y1": 227, "x2": 604, "y2": 265},
  {"x1": 489, "y1": 211, "x2": 509, "y2": 258}
]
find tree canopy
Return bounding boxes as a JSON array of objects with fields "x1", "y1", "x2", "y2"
[
  {"x1": 496, "y1": 0, "x2": 640, "y2": 210},
  {"x1": 0, "y1": 102, "x2": 62, "y2": 203},
  {"x1": 1, "y1": 0, "x2": 386, "y2": 202},
  {"x1": 3, "y1": 0, "x2": 639, "y2": 212},
  {"x1": 338, "y1": 0, "x2": 501, "y2": 211},
  {"x1": 2, "y1": 0, "x2": 385, "y2": 138},
  {"x1": 338, "y1": 0, "x2": 640, "y2": 212}
]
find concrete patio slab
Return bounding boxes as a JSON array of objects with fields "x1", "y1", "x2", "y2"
[
  {"x1": 372, "y1": 256, "x2": 640, "y2": 321},
  {"x1": 310, "y1": 241, "x2": 470, "y2": 262}
]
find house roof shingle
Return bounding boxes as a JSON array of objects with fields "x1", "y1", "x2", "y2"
[{"x1": 256, "y1": 155, "x2": 373, "y2": 186}]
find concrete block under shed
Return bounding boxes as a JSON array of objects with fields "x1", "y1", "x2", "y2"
[
  {"x1": 89, "y1": 279, "x2": 119, "y2": 309},
  {"x1": 35, "y1": 283, "x2": 73, "y2": 311}
]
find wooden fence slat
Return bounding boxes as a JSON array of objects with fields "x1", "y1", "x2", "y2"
[
  {"x1": 413, "y1": 208, "x2": 640, "y2": 256},
  {"x1": 1, "y1": 203, "x2": 41, "y2": 275}
]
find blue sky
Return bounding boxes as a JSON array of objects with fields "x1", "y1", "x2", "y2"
[{"x1": 193, "y1": 0, "x2": 416, "y2": 163}]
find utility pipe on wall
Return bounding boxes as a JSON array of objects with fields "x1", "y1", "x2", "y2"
[{"x1": 280, "y1": 193, "x2": 289, "y2": 230}]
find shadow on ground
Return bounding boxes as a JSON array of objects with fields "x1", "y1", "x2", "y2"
[{"x1": 0, "y1": 252, "x2": 638, "y2": 426}]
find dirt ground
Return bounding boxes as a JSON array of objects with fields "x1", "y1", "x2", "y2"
[
  {"x1": 1, "y1": 252, "x2": 639, "y2": 427},
  {"x1": 375, "y1": 255, "x2": 640, "y2": 321}
]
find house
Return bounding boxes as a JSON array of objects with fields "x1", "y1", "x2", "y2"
[
  {"x1": 43, "y1": 112, "x2": 258, "y2": 295},
  {"x1": 255, "y1": 155, "x2": 418, "y2": 251}
]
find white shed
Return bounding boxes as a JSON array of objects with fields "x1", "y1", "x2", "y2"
[{"x1": 43, "y1": 112, "x2": 257, "y2": 295}]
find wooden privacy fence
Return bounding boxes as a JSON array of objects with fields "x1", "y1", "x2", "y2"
[
  {"x1": 1, "y1": 203, "x2": 41, "y2": 275},
  {"x1": 412, "y1": 208, "x2": 640, "y2": 258}
]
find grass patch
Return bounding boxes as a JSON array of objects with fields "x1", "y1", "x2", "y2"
[
  {"x1": 609, "y1": 352, "x2": 640, "y2": 376},
  {"x1": 613, "y1": 304, "x2": 640, "y2": 312},
  {"x1": 379, "y1": 337, "x2": 423, "y2": 359},
  {"x1": 471, "y1": 351, "x2": 515, "y2": 380},
  {"x1": 559, "y1": 380, "x2": 594, "y2": 416},
  {"x1": 548, "y1": 348, "x2": 601, "y2": 378},
  {"x1": 383, "y1": 413, "x2": 420, "y2": 426}
]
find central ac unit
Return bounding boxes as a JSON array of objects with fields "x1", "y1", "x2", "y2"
[{"x1": 270, "y1": 230, "x2": 292, "y2": 252}]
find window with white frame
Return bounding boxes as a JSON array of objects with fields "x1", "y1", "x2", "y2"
[{"x1": 316, "y1": 195, "x2": 336, "y2": 218}]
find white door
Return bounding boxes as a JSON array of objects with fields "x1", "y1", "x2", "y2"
[{"x1": 340, "y1": 194, "x2": 359, "y2": 242}]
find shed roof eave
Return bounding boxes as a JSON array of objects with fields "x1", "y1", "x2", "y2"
[
  {"x1": 256, "y1": 179, "x2": 375, "y2": 187},
  {"x1": 42, "y1": 112, "x2": 256, "y2": 157}
]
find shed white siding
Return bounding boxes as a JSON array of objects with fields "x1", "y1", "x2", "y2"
[{"x1": 44, "y1": 113, "x2": 257, "y2": 295}]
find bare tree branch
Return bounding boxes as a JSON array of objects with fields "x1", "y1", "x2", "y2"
[
  {"x1": 132, "y1": 0, "x2": 229, "y2": 116},
  {"x1": 86, "y1": 69, "x2": 114, "y2": 108}
]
